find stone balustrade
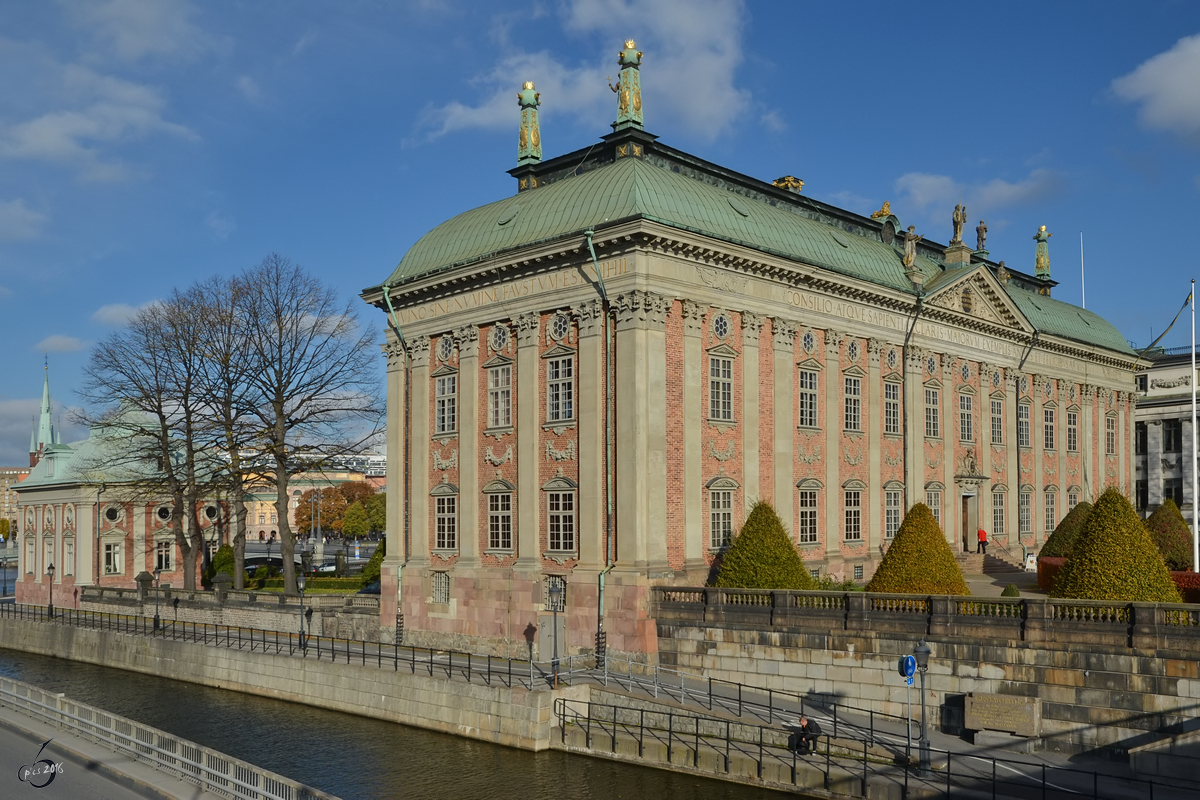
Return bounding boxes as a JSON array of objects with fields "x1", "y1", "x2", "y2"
[{"x1": 653, "y1": 587, "x2": 1200, "y2": 654}]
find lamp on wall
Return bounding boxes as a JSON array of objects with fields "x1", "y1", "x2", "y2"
[
  {"x1": 46, "y1": 562, "x2": 55, "y2": 619},
  {"x1": 913, "y1": 639, "x2": 932, "y2": 776}
]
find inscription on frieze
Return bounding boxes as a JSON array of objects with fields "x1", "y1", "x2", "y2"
[{"x1": 964, "y1": 692, "x2": 1041, "y2": 736}]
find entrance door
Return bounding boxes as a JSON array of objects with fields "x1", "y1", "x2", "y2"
[{"x1": 962, "y1": 496, "x2": 970, "y2": 552}]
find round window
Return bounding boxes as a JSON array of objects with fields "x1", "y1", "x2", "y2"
[
  {"x1": 437, "y1": 336, "x2": 453, "y2": 362},
  {"x1": 927, "y1": 356, "x2": 937, "y2": 375},
  {"x1": 550, "y1": 314, "x2": 570, "y2": 341},
  {"x1": 961, "y1": 363, "x2": 970, "y2": 382},
  {"x1": 157, "y1": 507, "x2": 171, "y2": 521},
  {"x1": 846, "y1": 340, "x2": 859, "y2": 362},
  {"x1": 105, "y1": 507, "x2": 119, "y2": 522},
  {"x1": 886, "y1": 349, "x2": 897, "y2": 369},
  {"x1": 713, "y1": 314, "x2": 729, "y2": 339},
  {"x1": 490, "y1": 326, "x2": 509, "y2": 352},
  {"x1": 205, "y1": 506, "x2": 218, "y2": 520},
  {"x1": 802, "y1": 331, "x2": 816, "y2": 353},
  {"x1": 1045, "y1": 381, "x2": 1053, "y2": 398},
  {"x1": 993, "y1": 371, "x2": 1001, "y2": 388},
  {"x1": 1021, "y1": 377, "x2": 1029, "y2": 394}
]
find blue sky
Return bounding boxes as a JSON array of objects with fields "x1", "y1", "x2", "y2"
[{"x1": 1, "y1": 0, "x2": 1199, "y2": 466}]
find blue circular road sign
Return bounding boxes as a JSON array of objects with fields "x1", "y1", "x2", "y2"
[{"x1": 903, "y1": 655, "x2": 916, "y2": 678}]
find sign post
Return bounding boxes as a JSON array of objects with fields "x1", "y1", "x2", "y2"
[{"x1": 898, "y1": 655, "x2": 916, "y2": 766}]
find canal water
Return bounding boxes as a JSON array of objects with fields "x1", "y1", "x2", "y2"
[{"x1": 0, "y1": 648, "x2": 792, "y2": 800}]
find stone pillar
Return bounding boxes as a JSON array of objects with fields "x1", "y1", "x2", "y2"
[
  {"x1": 681, "y1": 301, "x2": 706, "y2": 571},
  {"x1": 741, "y1": 311, "x2": 762, "y2": 505},
  {"x1": 382, "y1": 338, "x2": 407, "y2": 633},
  {"x1": 515, "y1": 313, "x2": 540, "y2": 570},
  {"x1": 1148, "y1": 418, "x2": 1163, "y2": 508},
  {"x1": 1006, "y1": 373, "x2": 1020, "y2": 545},
  {"x1": 409, "y1": 336, "x2": 432, "y2": 567},
  {"x1": 575, "y1": 300, "x2": 606, "y2": 571},
  {"x1": 1032, "y1": 375, "x2": 1045, "y2": 546},
  {"x1": 1184, "y1": 417, "x2": 1195, "y2": 511},
  {"x1": 942, "y1": 357, "x2": 956, "y2": 549},
  {"x1": 773, "y1": 319, "x2": 797, "y2": 535},
  {"x1": 867, "y1": 338, "x2": 883, "y2": 553},
  {"x1": 1056, "y1": 380, "x2": 1067, "y2": 512},
  {"x1": 456, "y1": 325, "x2": 481, "y2": 568},
  {"x1": 614, "y1": 291, "x2": 670, "y2": 572},
  {"x1": 824, "y1": 330, "x2": 844, "y2": 560},
  {"x1": 1081, "y1": 384, "x2": 1094, "y2": 500},
  {"x1": 904, "y1": 346, "x2": 925, "y2": 510},
  {"x1": 1119, "y1": 392, "x2": 1129, "y2": 494}
]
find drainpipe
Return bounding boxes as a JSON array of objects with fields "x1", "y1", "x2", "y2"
[
  {"x1": 585, "y1": 230, "x2": 615, "y2": 656},
  {"x1": 94, "y1": 483, "x2": 105, "y2": 586},
  {"x1": 380, "y1": 284, "x2": 412, "y2": 590},
  {"x1": 902, "y1": 294, "x2": 925, "y2": 510}
]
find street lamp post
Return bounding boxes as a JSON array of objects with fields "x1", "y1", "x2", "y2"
[
  {"x1": 299, "y1": 549, "x2": 311, "y2": 651},
  {"x1": 153, "y1": 567, "x2": 162, "y2": 631},
  {"x1": 913, "y1": 638, "x2": 932, "y2": 776},
  {"x1": 46, "y1": 563, "x2": 55, "y2": 619},
  {"x1": 548, "y1": 581, "x2": 562, "y2": 688}
]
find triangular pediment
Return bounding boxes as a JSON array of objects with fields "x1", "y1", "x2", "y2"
[
  {"x1": 842, "y1": 365, "x2": 866, "y2": 378},
  {"x1": 431, "y1": 363, "x2": 459, "y2": 377},
  {"x1": 541, "y1": 343, "x2": 576, "y2": 360},
  {"x1": 706, "y1": 342, "x2": 740, "y2": 358},
  {"x1": 925, "y1": 265, "x2": 1034, "y2": 334},
  {"x1": 482, "y1": 354, "x2": 513, "y2": 368},
  {"x1": 796, "y1": 357, "x2": 823, "y2": 371}
]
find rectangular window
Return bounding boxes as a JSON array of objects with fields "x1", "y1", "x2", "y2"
[
  {"x1": 991, "y1": 399, "x2": 1003, "y2": 445},
  {"x1": 1136, "y1": 480, "x2": 1148, "y2": 512},
  {"x1": 1135, "y1": 421, "x2": 1147, "y2": 455},
  {"x1": 1044, "y1": 492, "x2": 1057, "y2": 532},
  {"x1": 44, "y1": 540, "x2": 53, "y2": 573},
  {"x1": 1165, "y1": 478, "x2": 1184, "y2": 507},
  {"x1": 1137, "y1": 374, "x2": 1148, "y2": 392},
  {"x1": 435, "y1": 375, "x2": 457, "y2": 434},
  {"x1": 1018, "y1": 405, "x2": 1030, "y2": 448},
  {"x1": 885, "y1": 491, "x2": 901, "y2": 539},
  {"x1": 258, "y1": 513, "x2": 265, "y2": 525},
  {"x1": 64, "y1": 541, "x2": 74, "y2": 576},
  {"x1": 925, "y1": 388, "x2": 940, "y2": 438},
  {"x1": 25, "y1": 539, "x2": 33, "y2": 573},
  {"x1": 1165, "y1": 419, "x2": 1183, "y2": 453},
  {"x1": 547, "y1": 357, "x2": 574, "y2": 421},
  {"x1": 104, "y1": 542, "x2": 122, "y2": 574},
  {"x1": 798, "y1": 370, "x2": 818, "y2": 428},
  {"x1": 488, "y1": 366, "x2": 512, "y2": 428},
  {"x1": 992, "y1": 493, "x2": 1005, "y2": 536},
  {"x1": 844, "y1": 377, "x2": 861, "y2": 431},
  {"x1": 709, "y1": 357, "x2": 733, "y2": 421},
  {"x1": 1067, "y1": 492, "x2": 1079, "y2": 511},
  {"x1": 710, "y1": 490, "x2": 733, "y2": 549},
  {"x1": 810, "y1": 568, "x2": 820, "y2": 580},
  {"x1": 884, "y1": 383, "x2": 900, "y2": 435},
  {"x1": 155, "y1": 541, "x2": 172, "y2": 571},
  {"x1": 548, "y1": 492, "x2": 575, "y2": 551},
  {"x1": 960, "y1": 394, "x2": 973, "y2": 442},
  {"x1": 926, "y1": 491, "x2": 942, "y2": 526},
  {"x1": 1044, "y1": 408, "x2": 1056, "y2": 450},
  {"x1": 435, "y1": 496, "x2": 457, "y2": 550},
  {"x1": 1066, "y1": 411, "x2": 1078, "y2": 452},
  {"x1": 270, "y1": 513, "x2": 277, "y2": 524},
  {"x1": 853, "y1": 564, "x2": 864, "y2": 581},
  {"x1": 797, "y1": 491, "x2": 818, "y2": 544},
  {"x1": 545, "y1": 575, "x2": 566, "y2": 612},
  {"x1": 844, "y1": 491, "x2": 862, "y2": 541},
  {"x1": 1019, "y1": 493, "x2": 1032, "y2": 535},
  {"x1": 1106, "y1": 417, "x2": 1116, "y2": 455},
  {"x1": 487, "y1": 493, "x2": 512, "y2": 550},
  {"x1": 431, "y1": 571, "x2": 450, "y2": 604}
]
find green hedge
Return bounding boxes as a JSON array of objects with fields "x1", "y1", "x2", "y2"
[
  {"x1": 713, "y1": 501, "x2": 815, "y2": 590},
  {"x1": 1039, "y1": 502, "x2": 1092, "y2": 559},
  {"x1": 866, "y1": 503, "x2": 969, "y2": 595},
  {"x1": 1052, "y1": 489, "x2": 1181, "y2": 602},
  {"x1": 260, "y1": 577, "x2": 362, "y2": 590},
  {"x1": 1144, "y1": 499, "x2": 1194, "y2": 571}
]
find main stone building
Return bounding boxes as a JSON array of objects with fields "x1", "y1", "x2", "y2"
[{"x1": 362, "y1": 43, "x2": 1136, "y2": 659}]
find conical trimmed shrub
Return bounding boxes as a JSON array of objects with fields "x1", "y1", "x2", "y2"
[
  {"x1": 1145, "y1": 499, "x2": 1195, "y2": 572},
  {"x1": 866, "y1": 503, "x2": 969, "y2": 595},
  {"x1": 714, "y1": 500, "x2": 815, "y2": 590},
  {"x1": 1052, "y1": 488, "x2": 1182, "y2": 602},
  {"x1": 1039, "y1": 501, "x2": 1092, "y2": 558}
]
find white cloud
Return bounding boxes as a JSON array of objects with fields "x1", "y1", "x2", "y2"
[
  {"x1": 1113, "y1": 33, "x2": 1200, "y2": 140},
  {"x1": 760, "y1": 110, "x2": 786, "y2": 133},
  {"x1": 293, "y1": 33, "x2": 317, "y2": 57},
  {"x1": 0, "y1": 397, "x2": 89, "y2": 464},
  {"x1": 0, "y1": 64, "x2": 195, "y2": 180},
  {"x1": 92, "y1": 301, "x2": 159, "y2": 325},
  {"x1": 894, "y1": 168, "x2": 1063, "y2": 219},
  {"x1": 0, "y1": 198, "x2": 47, "y2": 240},
  {"x1": 419, "y1": 0, "x2": 749, "y2": 142},
  {"x1": 64, "y1": 0, "x2": 210, "y2": 62},
  {"x1": 35, "y1": 335, "x2": 89, "y2": 353},
  {"x1": 236, "y1": 76, "x2": 260, "y2": 101}
]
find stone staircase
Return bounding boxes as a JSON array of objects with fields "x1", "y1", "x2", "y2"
[{"x1": 982, "y1": 554, "x2": 1023, "y2": 575}]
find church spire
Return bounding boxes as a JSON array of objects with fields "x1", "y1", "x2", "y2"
[
  {"x1": 517, "y1": 81, "x2": 542, "y2": 165},
  {"x1": 30, "y1": 359, "x2": 56, "y2": 467},
  {"x1": 608, "y1": 39, "x2": 644, "y2": 130}
]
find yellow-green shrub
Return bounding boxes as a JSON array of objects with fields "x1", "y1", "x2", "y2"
[
  {"x1": 866, "y1": 503, "x2": 969, "y2": 595},
  {"x1": 713, "y1": 501, "x2": 815, "y2": 590},
  {"x1": 1144, "y1": 499, "x2": 1194, "y2": 572},
  {"x1": 1052, "y1": 489, "x2": 1181, "y2": 602},
  {"x1": 1039, "y1": 501, "x2": 1092, "y2": 558}
]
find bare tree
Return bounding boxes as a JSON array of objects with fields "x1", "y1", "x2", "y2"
[{"x1": 239, "y1": 254, "x2": 382, "y2": 594}]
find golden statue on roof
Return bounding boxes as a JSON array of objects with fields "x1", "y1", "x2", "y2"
[
  {"x1": 773, "y1": 175, "x2": 804, "y2": 193},
  {"x1": 870, "y1": 201, "x2": 891, "y2": 219},
  {"x1": 607, "y1": 39, "x2": 644, "y2": 130}
]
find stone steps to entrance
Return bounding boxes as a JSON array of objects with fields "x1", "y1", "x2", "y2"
[{"x1": 982, "y1": 555, "x2": 1023, "y2": 575}]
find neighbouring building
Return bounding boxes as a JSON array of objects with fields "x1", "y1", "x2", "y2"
[
  {"x1": 365, "y1": 43, "x2": 1138, "y2": 659},
  {"x1": 1133, "y1": 346, "x2": 1198, "y2": 523},
  {"x1": 243, "y1": 469, "x2": 376, "y2": 542},
  {"x1": 0, "y1": 466, "x2": 30, "y2": 534}
]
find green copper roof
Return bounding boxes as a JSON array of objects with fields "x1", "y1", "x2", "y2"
[
  {"x1": 383, "y1": 156, "x2": 941, "y2": 292},
  {"x1": 1006, "y1": 285, "x2": 1133, "y2": 355}
]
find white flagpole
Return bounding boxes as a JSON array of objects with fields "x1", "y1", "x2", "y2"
[
  {"x1": 1080, "y1": 232, "x2": 1086, "y2": 309},
  {"x1": 1192, "y1": 279, "x2": 1198, "y2": 573}
]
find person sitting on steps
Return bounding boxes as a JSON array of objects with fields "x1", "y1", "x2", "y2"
[{"x1": 796, "y1": 715, "x2": 822, "y2": 755}]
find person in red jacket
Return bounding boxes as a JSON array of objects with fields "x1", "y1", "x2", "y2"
[{"x1": 977, "y1": 527, "x2": 988, "y2": 555}]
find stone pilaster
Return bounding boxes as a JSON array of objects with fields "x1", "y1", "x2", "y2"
[
  {"x1": 456, "y1": 325, "x2": 481, "y2": 568},
  {"x1": 904, "y1": 346, "x2": 925, "y2": 511},
  {"x1": 574, "y1": 300, "x2": 606, "y2": 571},
  {"x1": 1005, "y1": 372, "x2": 1019, "y2": 544},
  {"x1": 1081, "y1": 383, "x2": 1094, "y2": 500},
  {"x1": 515, "y1": 313, "x2": 540, "y2": 570},
  {"x1": 383, "y1": 339, "x2": 407, "y2": 568},
  {"x1": 614, "y1": 290, "x2": 670, "y2": 573},
  {"x1": 867, "y1": 338, "x2": 883, "y2": 554},
  {"x1": 772, "y1": 318, "x2": 796, "y2": 536},
  {"x1": 681, "y1": 300, "x2": 706, "y2": 572},
  {"x1": 1056, "y1": 380, "x2": 1067, "y2": 511},
  {"x1": 1032, "y1": 375, "x2": 1045, "y2": 546},
  {"x1": 1184, "y1": 417, "x2": 1195, "y2": 511},
  {"x1": 942, "y1": 357, "x2": 956, "y2": 549},
  {"x1": 1118, "y1": 391, "x2": 1129, "y2": 494},
  {"x1": 741, "y1": 311, "x2": 762, "y2": 505},
  {"x1": 824, "y1": 330, "x2": 844, "y2": 559},
  {"x1": 410, "y1": 336, "x2": 432, "y2": 568}
]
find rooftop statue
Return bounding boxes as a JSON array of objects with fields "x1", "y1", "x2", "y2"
[
  {"x1": 951, "y1": 204, "x2": 966, "y2": 244},
  {"x1": 1033, "y1": 225, "x2": 1052, "y2": 279},
  {"x1": 902, "y1": 225, "x2": 924, "y2": 270},
  {"x1": 870, "y1": 201, "x2": 891, "y2": 219},
  {"x1": 976, "y1": 219, "x2": 987, "y2": 252},
  {"x1": 607, "y1": 39, "x2": 644, "y2": 129},
  {"x1": 516, "y1": 81, "x2": 542, "y2": 165}
]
